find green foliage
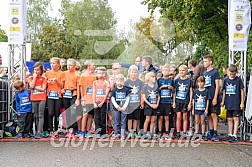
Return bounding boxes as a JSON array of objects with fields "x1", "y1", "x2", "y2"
[
  {"x1": 142, "y1": 0, "x2": 252, "y2": 70},
  {"x1": 31, "y1": 0, "x2": 127, "y2": 63},
  {"x1": 27, "y1": 0, "x2": 53, "y2": 43},
  {"x1": 0, "y1": 26, "x2": 8, "y2": 42}
]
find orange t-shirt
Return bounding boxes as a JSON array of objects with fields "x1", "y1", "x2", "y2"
[
  {"x1": 45, "y1": 70, "x2": 64, "y2": 98},
  {"x1": 28, "y1": 75, "x2": 47, "y2": 101},
  {"x1": 79, "y1": 73, "x2": 97, "y2": 104},
  {"x1": 93, "y1": 80, "x2": 110, "y2": 102},
  {"x1": 62, "y1": 70, "x2": 80, "y2": 96}
]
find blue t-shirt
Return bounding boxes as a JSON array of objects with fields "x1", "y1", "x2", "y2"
[
  {"x1": 222, "y1": 76, "x2": 244, "y2": 110},
  {"x1": 157, "y1": 77, "x2": 174, "y2": 104},
  {"x1": 111, "y1": 86, "x2": 130, "y2": 109},
  {"x1": 174, "y1": 78, "x2": 192, "y2": 104},
  {"x1": 124, "y1": 79, "x2": 143, "y2": 110},
  {"x1": 15, "y1": 89, "x2": 32, "y2": 114},
  {"x1": 193, "y1": 89, "x2": 210, "y2": 112},
  {"x1": 203, "y1": 68, "x2": 220, "y2": 99},
  {"x1": 142, "y1": 83, "x2": 159, "y2": 108}
]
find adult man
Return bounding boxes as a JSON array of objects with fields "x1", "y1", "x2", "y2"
[
  {"x1": 119, "y1": 57, "x2": 145, "y2": 74},
  {"x1": 142, "y1": 56, "x2": 157, "y2": 74}
]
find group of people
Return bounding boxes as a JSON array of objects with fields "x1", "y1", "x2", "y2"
[{"x1": 14, "y1": 55, "x2": 244, "y2": 142}]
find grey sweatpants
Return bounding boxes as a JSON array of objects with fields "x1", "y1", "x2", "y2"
[{"x1": 32, "y1": 100, "x2": 46, "y2": 132}]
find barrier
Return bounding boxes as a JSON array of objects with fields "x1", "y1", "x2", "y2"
[{"x1": 0, "y1": 79, "x2": 8, "y2": 130}]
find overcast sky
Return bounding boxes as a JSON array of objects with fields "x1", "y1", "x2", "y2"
[{"x1": 0, "y1": 0, "x2": 159, "y2": 34}]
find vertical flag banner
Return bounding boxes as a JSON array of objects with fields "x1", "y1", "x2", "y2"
[
  {"x1": 8, "y1": 0, "x2": 27, "y2": 44},
  {"x1": 229, "y1": 0, "x2": 251, "y2": 51}
]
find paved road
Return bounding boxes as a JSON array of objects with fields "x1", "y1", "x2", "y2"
[{"x1": 0, "y1": 141, "x2": 251, "y2": 167}]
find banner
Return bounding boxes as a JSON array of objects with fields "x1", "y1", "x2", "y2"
[
  {"x1": 245, "y1": 71, "x2": 252, "y2": 123},
  {"x1": 229, "y1": 0, "x2": 251, "y2": 51},
  {"x1": 8, "y1": 0, "x2": 27, "y2": 44}
]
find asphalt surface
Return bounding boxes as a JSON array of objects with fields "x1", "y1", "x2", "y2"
[{"x1": 0, "y1": 141, "x2": 251, "y2": 167}]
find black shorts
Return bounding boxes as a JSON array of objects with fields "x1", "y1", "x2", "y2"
[
  {"x1": 194, "y1": 110, "x2": 204, "y2": 116},
  {"x1": 207, "y1": 100, "x2": 219, "y2": 116},
  {"x1": 127, "y1": 109, "x2": 140, "y2": 120},
  {"x1": 144, "y1": 108, "x2": 160, "y2": 116},
  {"x1": 175, "y1": 103, "x2": 188, "y2": 113},
  {"x1": 84, "y1": 104, "x2": 94, "y2": 116},
  {"x1": 159, "y1": 103, "x2": 172, "y2": 116},
  {"x1": 227, "y1": 110, "x2": 241, "y2": 118}
]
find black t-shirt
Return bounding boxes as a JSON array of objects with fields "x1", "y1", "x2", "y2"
[
  {"x1": 142, "y1": 83, "x2": 159, "y2": 108},
  {"x1": 111, "y1": 86, "x2": 130, "y2": 108},
  {"x1": 174, "y1": 78, "x2": 192, "y2": 104},
  {"x1": 193, "y1": 89, "x2": 210, "y2": 111}
]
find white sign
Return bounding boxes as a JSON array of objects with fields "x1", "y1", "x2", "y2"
[
  {"x1": 8, "y1": 0, "x2": 27, "y2": 44},
  {"x1": 245, "y1": 72, "x2": 252, "y2": 123},
  {"x1": 229, "y1": 0, "x2": 251, "y2": 51}
]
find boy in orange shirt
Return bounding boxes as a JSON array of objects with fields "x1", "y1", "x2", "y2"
[
  {"x1": 45, "y1": 57, "x2": 63, "y2": 137},
  {"x1": 62, "y1": 58, "x2": 80, "y2": 137},
  {"x1": 28, "y1": 62, "x2": 47, "y2": 139},
  {"x1": 78, "y1": 61, "x2": 97, "y2": 138},
  {"x1": 93, "y1": 67, "x2": 110, "y2": 138}
]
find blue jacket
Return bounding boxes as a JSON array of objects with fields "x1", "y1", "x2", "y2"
[
  {"x1": 119, "y1": 62, "x2": 145, "y2": 73},
  {"x1": 15, "y1": 89, "x2": 32, "y2": 114}
]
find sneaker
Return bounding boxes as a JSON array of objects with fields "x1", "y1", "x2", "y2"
[
  {"x1": 79, "y1": 132, "x2": 85, "y2": 139},
  {"x1": 74, "y1": 129, "x2": 80, "y2": 135},
  {"x1": 141, "y1": 133, "x2": 151, "y2": 140},
  {"x1": 85, "y1": 131, "x2": 92, "y2": 138},
  {"x1": 34, "y1": 132, "x2": 42, "y2": 139},
  {"x1": 134, "y1": 133, "x2": 140, "y2": 139},
  {"x1": 65, "y1": 132, "x2": 74, "y2": 138},
  {"x1": 211, "y1": 134, "x2": 219, "y2": 142},
  {"x1": 43, "y1": 131, "x2": 50, "y2": 138},
  {"x1": 121, "y1": 135, "x2": 126, "y2": 140},
  {"x1": 15, "y1": 133, "x2": 22, "y2": 138},
  {"x1": 111, "y1": 134, "x2": 120, "y2": 140},
  {"x1": 163, "y1": 133, "x2": 171, "y2": 140},
  {"x1": 94, "y1": 134, "x2": 101, "y2": 139},
  {"x1": 157, "y1": 133, "x2": 162, "y2": 139},
  {"x1": 127, "y1": 132, "x2": 133, "y2": 139},
  {"x1": 101, "y1": 134, "x2": 107, "y2": 139},
  {"x1": 22, "y1": 133, "x2": 30, "y2": 138},
  {"x1": 231, "y1": 136, "x2": 238, "y2": 143},
  {"x1": 202, "y1": 135, "x2": 208, "y2": 141},
  {"x1": 227, "y1": 135, "x2": 233, "y2": 142}
]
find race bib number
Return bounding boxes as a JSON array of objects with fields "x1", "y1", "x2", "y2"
[
  {"x1": 176, "y1": 91, "x2": 186, "y2": 100},
  {"x1": 96, "y1": 89, "x2": 105, "y2": 97},
  {"x1": 195, "y1": 101, "x2": 206, "y2": 110},
  {"x1": 86, "y1": 86, "x2": 93, "y2": 95},
  {"x1": 20, "y1": 97, "x2": 31, "y2": 106},
  {"x1": 48, "y1": 91, "x2": 59, "y2": 99},
  {"x1": 204, "y1": 76, "x2": 212, "y2": 87},
  {"x1": 130, "y1": 94, "x2": 140, "y2": 103},
  {"x1": 160, "y1": 89, "x2": 171, "y2": 98},
  {"x1": 149, "y1": 97, "x2": 157, "y2": 104},
  {"x1": 115, "y1": 92, "x2": 126, "y2": 101},
  {"x1": 63, "y1": 90, "x2": 73, "y2": 98},
  {"x1": 226, "y1": 85, "x2": 236, "y2": 95}
]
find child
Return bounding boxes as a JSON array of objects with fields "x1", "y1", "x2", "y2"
[
  {"x1": 62, "y1": 59, "x2": 80, "y2": 137},
  {"x1": 173, "y1": 65, "x2": 193, "y2": 138},
  {"x1": 203, "y1": 55, "x2": 220, "y2": 141},
  {"x1": 141, "y1": 72, "x2": 160, "y2": 139},
  {"x1": 124, "y1": 65, "x2": 143, "y2": 139},
  {"x1": 28, "y1": 62, "x2": 47, "y2": 139},
  {"x1": 192, "y1": 76, "x2": 210, "y2": 141},
  {"x1": 93, "y1": 67, "x2": 110, "y2": 138},
  {"x1": 14, "y1": 81, "x2": 33, "y2": 138},
  {"x1": 221, "y1": 65, "x2": 244, "y2": 142},
  {"x1": 45, "y1": 57, "x2": 63, "y2": 137},
  {"x1": 78, "y1": 61, "x2": 97, "y2": 138},
  {"x1": 157, "y1": 65, "x2": 174, "y2": 139},
  {"x1": 111, "y1": 74, "x2": 130, "y2": 139}
]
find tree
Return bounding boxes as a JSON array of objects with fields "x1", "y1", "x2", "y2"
[
  {"x1": 62, "y1": 0, "x2": 124, "y2": 62},
  {"x1": 142, "y1": 0, "x2": 252, "y2": 70},
  {"x1": 32, "y1": 25, "x2": 73, "y2": 61},
  {"x1": 0, "y1": 26, "x2": 8, "y2": 42},
  {"x1": 27, "y1": 0, "x2": 52, "y2": 43}
]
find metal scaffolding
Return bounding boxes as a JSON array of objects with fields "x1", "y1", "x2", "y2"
[{"x1": 7, "y1": 44, "x2": 26, "y2": 121}]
